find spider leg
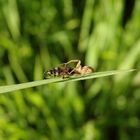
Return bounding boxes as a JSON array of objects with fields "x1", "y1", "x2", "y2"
[
  {"x1": 60, "y1": 59, "x2": 81, "y2": 70},
  {"x1": 68, "y1": 60, "x2": 82, "y2": 75},
  {"x1": 65, "y1": 60, "x2": 81, "y2": 65},
  {"x1": 60, "y1": 60, "x2": 82, "y2": 76}
]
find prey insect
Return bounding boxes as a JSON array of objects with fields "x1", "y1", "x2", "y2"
[{"x1": 43, "y1": 60, "x2": 94, "y2": 79}]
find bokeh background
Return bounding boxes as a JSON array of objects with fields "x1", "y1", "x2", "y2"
[{"x1": 0, "y1": 0, "x2": 140, "y2": 140}]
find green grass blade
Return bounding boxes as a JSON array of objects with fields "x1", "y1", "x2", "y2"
[{"x1": 0, "y1": 69, "x2": 135, "y2": 94}]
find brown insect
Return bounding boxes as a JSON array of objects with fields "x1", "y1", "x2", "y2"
[{"x1": 43, "y1": 60, "x2": 94, "y2": 79}]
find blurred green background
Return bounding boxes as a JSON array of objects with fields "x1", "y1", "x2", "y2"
[{"x1": 0, "y1": 0, "x2": 140, "y2": 140}]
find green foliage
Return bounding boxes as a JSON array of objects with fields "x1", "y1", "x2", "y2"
[
  {"x1": 0, "y1": 0, "x2": 140, "y2": 140},
  {"x1": 0, "y1": 69, "x2": 135, "y2": 94}
]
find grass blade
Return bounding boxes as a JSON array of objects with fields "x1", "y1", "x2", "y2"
[{"x1": 0, "y1": 69, "x2": 135, "y2": 94}]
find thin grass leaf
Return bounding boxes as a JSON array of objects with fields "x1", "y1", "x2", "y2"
[{"x1": 0, "y1": 69, "x2": 135, "y2": 94}]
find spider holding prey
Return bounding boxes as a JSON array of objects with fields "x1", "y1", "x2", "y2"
[{"x1": 43, "y1": 59, "x2": 94, "y2": 79}]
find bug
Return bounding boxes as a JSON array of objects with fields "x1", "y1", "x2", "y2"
[{"x1": 43, "y1": 60, "x2": 94, "y2": 79}]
